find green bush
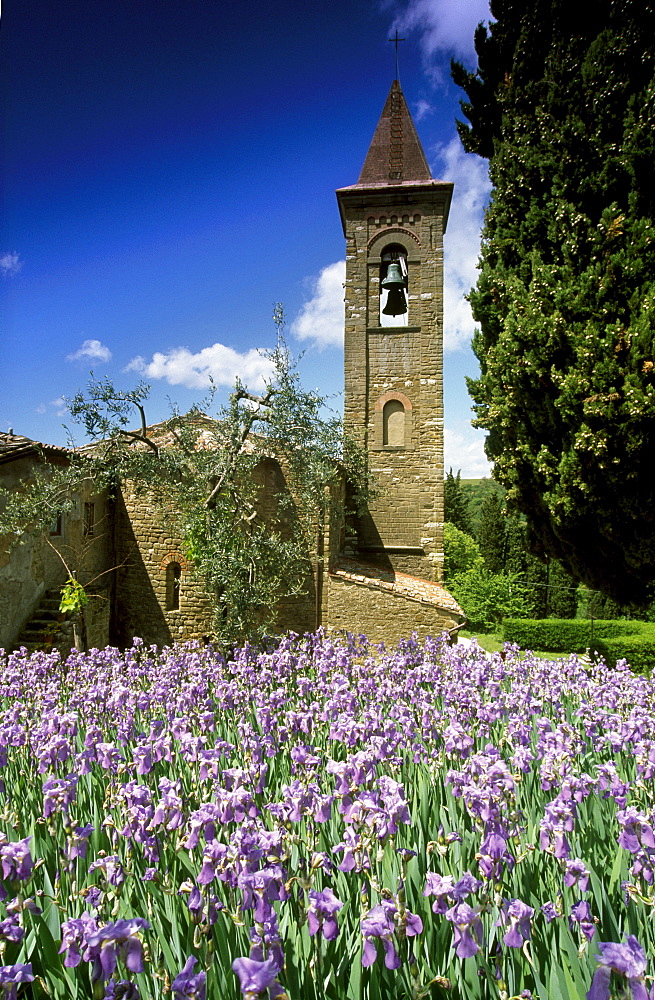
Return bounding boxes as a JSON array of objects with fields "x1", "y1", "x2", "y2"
[
  {"x1": 592, "y1": 634, "x2": 655, "y2": 675},
  {"x1": 449, "y1": 569, "x2": 532, "y2": 632},
  {"x1": 503, "y1": 619, "x2": 655, "y2": 671},
  {"x1": 443, "y1": 522, "x2": 483, "y2": 581}
]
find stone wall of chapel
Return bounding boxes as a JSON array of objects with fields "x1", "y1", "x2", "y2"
[
  {"x1": 326, "y1": 574, "x2": 459, "y2": 647},
  {"x1": 112, "y1": 456, "x2": 321, "y2": 647},
  {"x1": 112, "y1": 484, "x2": 214, "y2": 648},
  {"x1": 0, "y1": 452, "x2": 113, "y2": 651}
]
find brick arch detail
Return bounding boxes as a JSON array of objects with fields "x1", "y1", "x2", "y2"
[
  {"x1": 160, "y1": 551, "x2": 189, "y2": 571},
  {"x1": 375, "y1": 391, "x2": 413, "y2": 412},
  {"x1": 368, "y1": 227, "x2": 421, "y2": 251}
]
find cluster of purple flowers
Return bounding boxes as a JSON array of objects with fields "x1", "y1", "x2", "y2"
[{"x1": 0, "y1": 632, "x2": 653, "y2": 998}]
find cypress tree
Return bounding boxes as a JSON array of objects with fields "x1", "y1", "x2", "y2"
[
  {"x1": 477, "y1": 490, "x2": 506, "y2": 574},
  {"x1": 453, "y1": 0, "x2": 655, "y2": 604},
  {"x1": 444, "y1": 468, "x2": 473, "y2": 536}
]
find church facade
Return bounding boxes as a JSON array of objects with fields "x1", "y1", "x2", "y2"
[{"x1": 0, "y1": 81, "x2": 463, "y2": 653}]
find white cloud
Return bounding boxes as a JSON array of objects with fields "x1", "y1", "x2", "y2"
[
  {"x1": 291, "y1": 261, "x2": 345, "y2": 349},
  {"x1": 0, "y1": 252, "x2": 23, "y2": 277},
  {"x1": 394, "y1": 0, "x2": 492, "y2": 65},
  {"x1": 67, "y1": 338, "x2": 113, "y2": 363},
  {"x1": 51, "y1": 398, "x2": 68, "y2": 417},
  {"x1": 432, "y1": 136, "x2": 491, "y2": 352},
  {"x1": 130, "y1": 343, "x2": 274, "y2": 391},
  {"x1": 413, "y1": 98, "x2": 435, "y2": 122},
  {"x1": 444, "y1": 424, "x2": 491, "y2": 479},
  {"x1": 123, "y1": 356, "x2": 146, "y2": 374}
]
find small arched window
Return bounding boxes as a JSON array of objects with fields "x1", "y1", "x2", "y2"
[
  {"x1": 383, "y1": 399, "x2": 405, "y2": 446},
  {"x1": 166, "y1": 562, "x2": 182, "y2": 611},
  {"x1": 373, "y1": 391, "x2": 413, "y2": 452},
  {"x1": 379, "y1": 244, "x2": 408, "y2": 327}
]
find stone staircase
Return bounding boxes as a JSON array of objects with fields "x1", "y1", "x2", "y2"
[{"x1": 13, "y1": 588, "x2": 74, "y2": 654}]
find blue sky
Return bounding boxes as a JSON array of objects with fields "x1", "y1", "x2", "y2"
[{"x1": 1, "y1": 0, "x2": 493, "y2": 477}]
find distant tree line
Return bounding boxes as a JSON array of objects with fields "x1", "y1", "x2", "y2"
[{"x1": 443, "y1": 469, "x2": 655, "y2": 632}]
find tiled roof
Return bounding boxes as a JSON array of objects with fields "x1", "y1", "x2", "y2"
[
  {"x1": 330, "y1": 557, "x2": 465, "y2": 618},
  {"x1": 356, "y1": 80, "x2": 433, "y2": 186},
  {"x1": 0, "y1": 432, "x2": 72, "y2": 466}
]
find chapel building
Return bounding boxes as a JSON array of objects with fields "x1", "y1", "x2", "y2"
[{"x1": 0, "y1": 80, "x2": 463, "y2": 653}]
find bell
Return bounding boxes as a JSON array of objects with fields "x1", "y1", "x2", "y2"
[
  {"x1": 381, "y1": 262, "x2": 405, "y2": 289},
  {"x1": 382, "y1": 287, "x2": 407, "y2": 316}
]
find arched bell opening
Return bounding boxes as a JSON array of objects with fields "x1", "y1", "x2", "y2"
[{"x1": 379, "y1": 244, "x2": 408, "y2": 327}]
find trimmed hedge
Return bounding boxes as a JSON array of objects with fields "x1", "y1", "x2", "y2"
[
  {"x1": 502, "y1": 619, "x2": 655, "y2": 672},
  {"x1": 592, "y1": 635, "x2": 655, "y2": 675}
]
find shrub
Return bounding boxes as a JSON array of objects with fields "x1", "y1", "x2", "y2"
[
  {"x1": 503, "y1": 618, "x2": 655, "y2": 666},
  {"x1": 449, "y1": 568, "x2": 532, "y2": 631},
  {"x1": 443, "y1": 522, "x2": 483, "y2": 581},
  {"x1": 592, "y1": 633, "x2": 655, "y2": 675}
]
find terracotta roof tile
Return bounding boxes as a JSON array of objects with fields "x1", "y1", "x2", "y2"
[
  {"x1": 0, "y1": 432, "x2": 72, "y2": 465},
  {"x1": 330, "y1": 557, "x2": 464, "y2": 618}
]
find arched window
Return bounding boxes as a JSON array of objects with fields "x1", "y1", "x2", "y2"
[
  {"x1": 373, "y1": 391, "x2": 413, "y2": 451},
  {"x1": 383, "y1": 399, "x2": 405, "y2": 446},
  {"x1": 379, "y1": 244, "x2": 408, "y2": 327},
  {"x1": 166, "y1": 562, "x2": 182, "y2": 611}
]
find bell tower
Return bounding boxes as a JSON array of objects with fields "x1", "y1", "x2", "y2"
[{"x1": 336, "y1": 80, "x2": 453, "y2": 581}]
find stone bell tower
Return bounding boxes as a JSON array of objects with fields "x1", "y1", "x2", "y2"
[{"x1": 336, "y1": 80, "x2": 453, "y2": 581}]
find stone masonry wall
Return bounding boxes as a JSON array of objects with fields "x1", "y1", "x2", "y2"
[
  {"x1": 326, "y1": 573, "x2": 461, "y2": 647},
  {"x1": 339, "y1": 184, "x2": 452, "y2": 584},
  {"x1": 113, "y1": 484, "x2": 214, "y2": 648}
]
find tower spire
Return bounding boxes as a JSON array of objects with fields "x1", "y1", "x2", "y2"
[{"x1": 357, "y1": 79, "x2": 432, "y2": 186}]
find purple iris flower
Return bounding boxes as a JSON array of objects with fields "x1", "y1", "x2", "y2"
[
  {"x1": 0, "y1": 838, "x2": 33, "y2": 883},
  {"x1": 569, "y1": 900, "x2": 596, "y2": 941},
  {"x1": 307, "y1": 888, "x2": 343, "y2": 940},
  {"x1": 103, "y1": 982, "x2": 140, "y2": 999},
  {"x1": 617, "y1": 807, "x2": 655, "y2": 855},
  {"x1": 0, "y1": 963, "x2": 35, "y2": 1000},
  {"x1": 88, "y1": 856, "x2": 125, "y2": 888},
  {"x1": 587, "y1": 935, "x2": 651, "y2": 1000},
  {"x1": 361, "y1": 901, "x2": 401, "y2": 970},
  {"x1": 42, "y1": 773, "x2": 78, "y2": 818},
  {"x1": 564, "y1": 858, "x2": 590, "y2": 892},
  {"x1": 66, "y1": 823, "x2": 94, "y2": 862},
  {"x1": 445, "y1": 902, "x2": 484, "y2": 959},
  {"x1": 501, "y1": 898, "x2": 534, "y2": 948},
  {"x1": 84, "y1": 918, "x2": 150, "y2": 982},
  {"x1": 231, "y1": 955, "x2": 284, "y2": 998},
  {"x1": 172, "y1": 956, "x2": 207, "y2": 1000},
  {"x1": 0, "y1": 915, "x2": 23, "y2": 945}
]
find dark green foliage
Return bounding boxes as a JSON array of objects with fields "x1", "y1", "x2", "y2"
[
  {"x1": 503, "y1": 616, "x2": 655, "y2": 674},
  {"x1": 593, "y1": 634, "x2": 655, "y2": 675},
  {"x1": 476, "y1": 490, "x2": 506, "y2": 574},
  {"x1": 459, "y1": 477, "x2": 502, "y2": 536},
  {"x1": 443, "y1": 468, "x2": 473, "y2": 536},
  {"x1": 453, "y1": 1, "x2": 655, "y2": 604},
  {"x1": 546, "y1": 561, "x2": 578, "y2": 619},
  {"x1": 503, "y1": 617, "x2": 647, "y2": 652},
  {"x1": 578, "y1": 586, "x2": 655, "y2": 622}
]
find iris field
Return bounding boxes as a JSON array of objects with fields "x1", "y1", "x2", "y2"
[{"x1": 0, "y1": 631, "x2": 653, "y2": 999}]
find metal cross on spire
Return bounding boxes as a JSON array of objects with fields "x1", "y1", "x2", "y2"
[{"x1": 388, "y1": 29, "x2": 405, "y2": 81}]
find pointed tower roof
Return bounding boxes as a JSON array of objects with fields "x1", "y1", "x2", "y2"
[{"x1": 357, "y1": 79, "x2": 432, "y2": 185}]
